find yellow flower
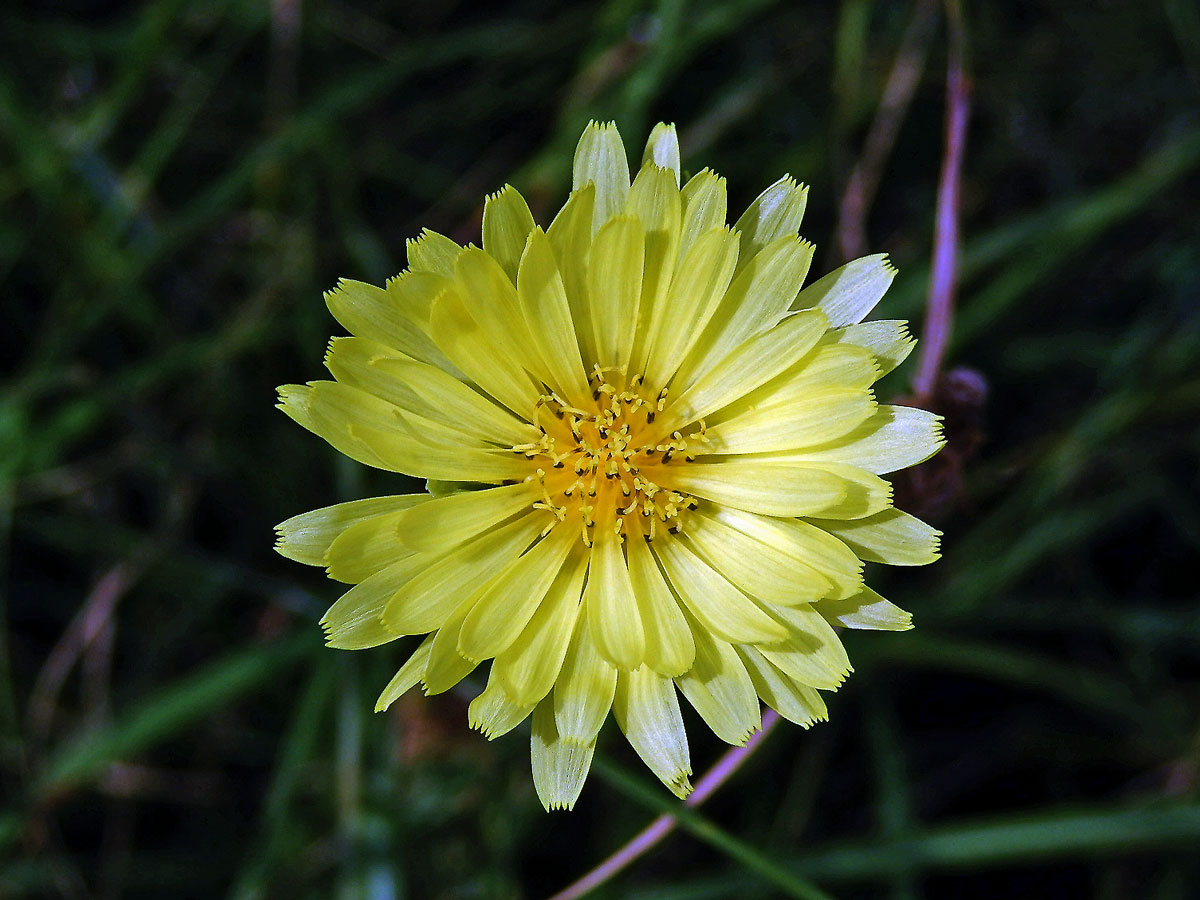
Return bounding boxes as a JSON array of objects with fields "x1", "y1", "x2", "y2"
[{"x1": 276, "y1": 121, "x2": 943, "y2": 810}]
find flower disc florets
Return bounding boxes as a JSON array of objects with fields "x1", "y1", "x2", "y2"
[{"x1": 275, "y1": 120, "x2": 945, "y2": 811}]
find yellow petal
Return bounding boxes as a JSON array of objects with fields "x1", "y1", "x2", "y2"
[
  {"x1": 275, "y1": 494, "x2": 428, "y2": 567},
  {"x1": 674, "y1": 612, "x2": 761, "y2": 745},
  {"x1": 406, "y1": 228, "x2": 462, "y2": 276},
  {"x1": 653, "y1": 535, "x2": 789, "y2": 644},
  {"x1": 422, "y1": 594, "x2": 482, "y2": 695},
  {"x1": 458, "y1": 524, "x2": 577, "y2": 661},
  {"x1": 735, "y1": 646, "x2": 828, "y2": 728},
  {"x1": 554, "y1": 611, "x2": 617, "y2": 743},
  {"x1": 516, "y1": 227, "x2": 591, "y2": 406},
  {"x1": 643, "y1": 226, "x2": 739, "y2": 392},
  {"x1": 585, "y1": 529, "x2": 646, "y2": 670},
  {"x1": 757, "y1": 602, "x2": 852, "y2": 690},
  {"x1": 704, "y1": 387, "x2": 877, "y2": 455},
  {"x1": 531, "y1": 697, "x2": 595, "y2": 811},
  {"x1": 613, "y1": 667, "x2": 692, "y2": 798},
  {"x1": 482, "y1": 184, "x2": 537, "y2": 283},
  {"x1": 322, "y1": 553, "x2": 435, "y2": 649},
  {"x1": 454, "y1": 247, "x2": 548, "y2": 383},
  {"x1": 640, "y1": 123, "x2": 681, "y2": 186},
  {"x1": 666, "y1": 460, "x2": 848, "y2": 517},
  {"x1": 546, "y1": 184, "x2": 597, "y2": 366},
  {"x1": 326, "y1": 509, "x2": 420, "y2": 584},
  {"x1": 381, "y1": 513, "x2": 543, "y2": 635},
  {"x1": 702, "y1": 505, "x2": 864, "y2": 600},
  {"x1": 674, "y1": 235, "x2": 815, "y2": 390},
  {"x1": 773, "y1": 405, "x2": 945, "y2": 475},
  {"x1": 587, "y1": 215, "x2": 645, "y2": 374},
  {"x1": 468, "y1": 667, "x2": 536, "y2": 739},
  {"x1": 795, "y1": 254, "x2": 896, "y2": 327},
  {"x1": 625, "y1": 534, "x2": 695, "y2": 676},
  {"x1": 678, "y1": 168, "x2": 727, "y2": 261},
  {"x1": 428, "y1": 288, "x2": 541, "y2": 418},
  {"x1": 825, "y1": 319, "x2": 916, "y2": 377},
  {"x1": 493, "y1": 546, "x2": 589, "y2": 706},
  {"x1": 325, "y1": 278, "x2": 456, "y2": 373},
  {"x1": 816, "y1": 585, "x2": 914, "y2": 631},
  {"x1": 375, "y1": 635, "x2": 434, "y2": 711},
  {"x1": 626, "y1": 165, "x2": 683, "y2": 377},
  {"x1": 392, "y1": 481, "x2": 541, "y2": 553},
  {"x1": 572, "y1": 120, "x2": 630, "y2": 233},
  {"x1": 732, "y1": 175, "x2": 808, "y2": 271},
  {"x1": 808, "y1": 508, "x2": 941, "y2": 566},
  {"x1": 663, "y1": 308, "x2": 827, "y2": 428}
]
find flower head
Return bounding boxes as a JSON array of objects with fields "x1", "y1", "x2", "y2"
[{"x1": 276, "y1": 121, "x2": 943, "y2": 810}]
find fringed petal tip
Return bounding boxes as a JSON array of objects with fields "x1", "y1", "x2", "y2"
[{"x1": 667, "y1": 771, "x2": 694, "y2": 800}]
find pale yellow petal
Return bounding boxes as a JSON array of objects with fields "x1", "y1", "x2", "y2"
[
  {"x1": 674, "y1": 612, "x2": 761, "y2": 745},
  {"x1": 825, "y1": 319, "x2": 916, "y2": 377},
  {"x1": 808, "y1": 508, "x2": 941, "y2": 566},
  {"x1": 322, "y1": 554, "x2": 429, "y2": 649},
  {"x1": 375, "y1": 635, "x2": 434, "y2": 711},
  {"x1": 493, "y1": 546, "x2": 589, "y2": 706},
  {"x1": 585, "y1": 529, "x2": 646, "y2": 670},
  {"x1": 482, "y1": 184, "x2": 537, "y2": 283},
  {"x1": 381, "y1": 513, "x2": 543, "y2": 636},
  {"x1": 625, "y1": 534, "x2": 695, "y2": 676},
  {"x1": 673, "y1": 235, "x2": 815, "y2": 390},
  {"x1": 546, "y1": 184, "x2": 597, "y2": 366},
  {"x1": 816, "y1": 585, "x2": 913, "y2": 631},
  {"x1": 663, "y1": 309, "x2": 827, "y2": 428},
  {"x1": 458, "y1": 524, "x2": 577, "y2": 661},
  {"x1": 732, "y1": 175, "x2": 808, "y2": 270},
  {"x1": 532, "y1": 697, "x2": 595, "y2": 811},
  {"x1": 468, "y1": 667, "x2": 536, "y2": 739},
  {"x1": 641, "y1": 123, "x2": 681, "y2": 186},
  {"x1": 587, "y1": 215, "x2": 645, "y2": 374},
  {"x1": 653, "y1": 535, "x2": 788, "y2": 644},
  {"x1": 643, "y1": 226, "x2": 739, "y2": 392},
  {"x1": 454, "y1": 247, "x2": 549, "y2": 384},
  {"x1": 735, "y1": 646, "x2": 828, "y2": 728},
  {"x1": 392, "y1": 481, "x2": 541, "y2": 553},
  {"x1": 613, "y1": 667, "x2": 692, "y2": 798},
  {"x1": 771, "y1": 405, "x2": 945, "y2": 475},
  {"x1": 516, "y1": 227, "x2": 592, "y2": 406},
  {"x1": 406, "y1": 228, "x2": 462, "y2": 276},
  {"x1": 325, "y1": 278, "x2": 457, "y2": 374},
  {"x1": 757, "y1": 602, "x2": 852, "y2": 690},
  {"x1": 275, "y1": 494, "x2": 427, "y2": 566},
  {"x1": 703, "y1": 387, "x2": 877, "y2": 455},
  {"x1": 625, "y1": 165, "x2": 683, "y2": 378},
  {"x1": 572, "y1": 120, "x2": 630, "y2": 232},
  {"x1": 678, "y1": 169, "x2": 727, "y2": 261},
  {"x1": 422, "y1": 594, "x2": 482, "y2": 695},
  {"x1": 665, "y1": 459, "x2": 847, "y2": 517},
  {"x1": 326, "y1": 508, "x2": 421, "y2": 584},
  {"x1": 554, "y1": 612, "x2": 617, "y2": 743},
  {"x1": 795, "y1": 254, "x2": 896, "y2": 327}
]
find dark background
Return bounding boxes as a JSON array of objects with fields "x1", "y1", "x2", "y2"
[{"x1": 2, "y1": 1, "x2": 1199, "y2": 898}]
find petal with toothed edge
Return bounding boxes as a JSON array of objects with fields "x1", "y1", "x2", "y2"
[
  {"x1": 517, "y1": 228, "x2": 592, "y2": 407},
  {"x1": 625, "y1": 533, "x2": 695, "y2": 676},
  {"x1": 326, "y1": 510, "x2": 420, "y2": 585},
  {"x1": 736, "y1": 646, "x2": 828, "y2": 728},
  {"x1": 469, "y1": 667, "x2": 536, "y2": 739},
  {"x1": 325, "y1": 278, "x2": 458, "y2": 374},
  {"x1": 554, "y1": 611, "x2": 617, "y2": 744},
  {"x1": 587, "y1": 215, "x2": 645, "y2": 375},
  {"x1": 808, "y1": 508, "x2": 941, "y2": 566},
  {"x1": 458, "y1": 525, "x2": 577, "y2": 662},
  {"x1": 406, "y1": 229, "x2": 462, "y2": 277},
  {"x1": 322, "y1": 553, "x2": 432, "y2": 649},
  {"x1": 653, "y1": 535, "x2": 789, "y2": 644},
  {"x1": 375, "y1": 636, "x2": 434, "y2": 712},
  {"x1": 482, "y1": 185, "x2": 536, "y2": 283},
  {"x1": 770, "y1": 405, "x2": 945, "y2": 475},
  {"x1": 733, "y1": 175, "x2": 808, "y2": 270},
  {"x1": 678, "y1": 169, "x2": 727, "y2": 261},
  {"x1": 674, "y1": 611, "x2": 761, "y2": 745},
  {"x1": 795, "y1": 254, "x2": 896, "y2": 327},
  {"x1": 586, "y1": 529, "x2": 646, "y2": 670},
  {"x1": 275, "y1": 494, "x2": 429, "y2": 567},
  {"x1": 757, "y1": 602, "x2": 852, "y2": 690},
  {"x1": 532, "y1": 697, "x2": 595, "y2": 812},
  {"x1": 824, "y1": 320, "x2": 916, "y2": 377},
  {"x1": 381, "y1": 514, "x2": 544, "y2": 636},
  {"x1": 816, "y1": 585, "x2": 913, "y2": 631},
  {"x1": 493, "y1": 547, "x2": 589, "y2": 706},
  {"x1": 614, "y1": 666, "x2": 692, "y2": 798},
  {"x1": 664, "y1": 309, "x2": 828, "y2": 427},
  {"x1": 641, "y1": 123, "x2": 680, "y2": 185},
  {"x1": 573, "y1": 120, "x2": 630, "y2": 233}
]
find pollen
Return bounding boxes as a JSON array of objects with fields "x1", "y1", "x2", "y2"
[{"x1": 518, "y1": 372, "x2": 704, "y2": 547}]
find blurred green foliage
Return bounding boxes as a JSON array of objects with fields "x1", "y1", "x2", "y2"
[{"x1": 2, "y1": 1, "x2": 1199, "y2": 898}]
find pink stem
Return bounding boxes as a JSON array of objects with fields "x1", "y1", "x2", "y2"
[
  {"x1": 912, "y1": 0, "x2": 970, "y2": 403},
  {"x1": 546, "y1": 709, "x2": 783, "y2": 900}
]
